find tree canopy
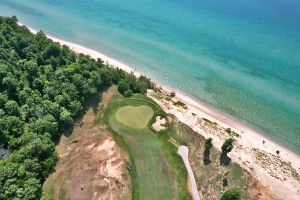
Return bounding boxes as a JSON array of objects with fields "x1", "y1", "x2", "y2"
[
  {"x1": 221, "y1": 138, "x2": 234, "y2": 154},
  {"x1": 204, "y1": 137, "x2": 213, "y2": 151},
  {"x1": 0, "y1": 16, "x2": 152, "y2": 200}
]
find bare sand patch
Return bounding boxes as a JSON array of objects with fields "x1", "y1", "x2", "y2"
[
  {"x1": 152, "y1": 116, "x2": 167, "y2": 132},
  {"x1": 43, "y1": 99, "x2": 131, "y2": 200}
]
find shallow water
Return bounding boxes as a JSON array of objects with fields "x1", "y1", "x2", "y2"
[{"x1": 1, "y1": 0, "x2": 300, "y2": 152}]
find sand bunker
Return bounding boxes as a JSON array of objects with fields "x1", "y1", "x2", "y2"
[{"x1": 152, "y1": 116, "x2": 167, "y2": 132}]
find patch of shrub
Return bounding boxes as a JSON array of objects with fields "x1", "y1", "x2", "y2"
[
  {"x1": 221, "y1": 188, "x2": 241, "y2": 200},
  {"x1": 173, "y1": 101, "x2": 187, "y2": 109},
  {"x1": 225, "y1": 128, "x2": 232, "y2": 134}
]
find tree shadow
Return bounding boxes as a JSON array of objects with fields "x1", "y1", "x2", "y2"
[
  {"x1": 203, "y1": 149, "x2": 211, "y2": 165},
  {"x1": 62, "y1": 86, "x2": 109, "y2": 138},
  {"x1": 220, "y1": 152, "x2": 231, "y2": 166}
]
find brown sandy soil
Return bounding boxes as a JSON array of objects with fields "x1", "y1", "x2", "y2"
[
  {"x1": 247, "y1": 181, "x2": 278, "y2": 200},
  {"x1": 43, "y1": 87, "x2": 131, "y2": 200}
]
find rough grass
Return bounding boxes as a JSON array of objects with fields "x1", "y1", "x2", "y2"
[
  {"x1": 173, "y1": 120, "x2": 254, "y2": 199},
  {"x1": 115, "y1": 105, "x2": 154, "y2": 129},
  {"x1": 105, "y1": 96, "x2": 191, "y2": 200}
]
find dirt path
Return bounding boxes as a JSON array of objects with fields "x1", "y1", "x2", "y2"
[{"x1": 178, "y1": 146, "x2": 200, "y2": 200}]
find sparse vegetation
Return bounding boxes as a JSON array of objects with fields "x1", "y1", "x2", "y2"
[
  {"x1": 230, "y1": 131, "x2": 240, "y2": 138},
  {"x1": 173, "y1": 101, "x2": 187, "y2": 109},
  {"x1": 225, "y1": 128, "x2": 232, "y2": 134},
  {"x1": 202, "y1": 118, "x2": 218, "y2": 125}
]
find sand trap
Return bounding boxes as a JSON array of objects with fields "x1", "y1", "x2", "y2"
[{"x1": 152, "y1": 116, "x2": 167, "y2": 132}]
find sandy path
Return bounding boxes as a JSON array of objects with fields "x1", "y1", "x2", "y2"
[{"x1": 178, "y1": 146, "x2": 200, "y2": 200}]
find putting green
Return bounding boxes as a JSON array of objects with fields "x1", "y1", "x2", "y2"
[{"x1": 115, "y1": 105, "x2": 154, "y2": 129}]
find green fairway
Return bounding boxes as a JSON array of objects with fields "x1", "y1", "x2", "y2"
[
  {"x1": 106, "y1": 97, "x2": 191, "y2": 200},
  {"x1": 116, "y1": 105, "x2": 154, "y2": 129}
]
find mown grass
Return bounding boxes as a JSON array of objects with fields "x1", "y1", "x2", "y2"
[
  {"x1": 159, "y1": 133, "x2": 191, "y2": 200},
  {"x1": 104, "y1": 94, "x2": 192, "y2": 200},
  {"x1": 115, "y1": 105, "x2": 154, "y2": 129}
]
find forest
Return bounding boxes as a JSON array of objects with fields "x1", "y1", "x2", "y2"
[{"x1": 0, "y1": 16, "x2": 152, "y2": 200}]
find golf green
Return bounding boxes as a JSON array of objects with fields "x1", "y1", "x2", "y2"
[{"x1": 115, "y1": 105, "x2": 154, "y2": 129}]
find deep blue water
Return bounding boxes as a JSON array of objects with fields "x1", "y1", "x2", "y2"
[{"x1": 1, "y1": 0, "x2": 300, "y2": 152}]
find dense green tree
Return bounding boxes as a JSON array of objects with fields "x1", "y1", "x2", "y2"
[
  {"x1": 43, "y1": 43, "x2": 61, "y2": 60},
  {"x1": 220, "y1": 138, "x2": 235, "y2": 166},
  {"x1": 4, "y1": 100, "x2": 20, "y2": 116},
  {"x1": 30, "y1": 115, "x2": 58, "y2": 139},
  {"x1": 205, "y1": 137, "x2": 213, "y2": 151},
  {"x1": 0, "y1": 93, "x2": 8, "y2": 107},
  {"x1": 221, "y1": 138, "x2": 234, "y2": 154},
  {"x1": 69, "y1": 100, "x2": 83, "y2": 117},
  {"x1": 60, "y1": 108, "x2": 73, "y2": 129},
  {"x1": 118, "y1": 79, "x2": 130, "y2": 94},
  {"x1": 203, "y1": 137, "x2": 213, "y2": 165},
  {"x1": 0, "y1": 16, "x2": 153, "y2": 200}
]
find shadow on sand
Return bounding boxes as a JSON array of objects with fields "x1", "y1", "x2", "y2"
[{"x1": 220, "y1": 152, "x2": 231, "y2": 166}]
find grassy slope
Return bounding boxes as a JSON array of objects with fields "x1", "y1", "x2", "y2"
[
  {"x1": 105, "y1": 95, "x2": 192, "y2": 200},
  {"x1": 173, "y1": 120, "x2": 254, "y2": 199}
]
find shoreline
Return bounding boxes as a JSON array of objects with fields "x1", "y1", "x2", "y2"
[
  {"x1": 164, "y1": 85, "x2": 300, "y2": 161},
  {"x1": 20, "y1": 22, "x2": 300, "y2": 199},
  {"x1": 22, "y1": 23, "x2": 300, "y2": 158}
]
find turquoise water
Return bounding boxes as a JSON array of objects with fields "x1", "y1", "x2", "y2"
[{"x1": 1, "y1": 0, "x2": 300, "y2": 153}]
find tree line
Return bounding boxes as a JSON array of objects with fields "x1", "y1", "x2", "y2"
[{"x1": 0, "y1": 16, "x2": 152, "y2": 200}]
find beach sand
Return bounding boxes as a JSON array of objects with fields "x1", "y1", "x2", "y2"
[{"x1": 20, "y1": 23, "x2": 300, "y2": 200}]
